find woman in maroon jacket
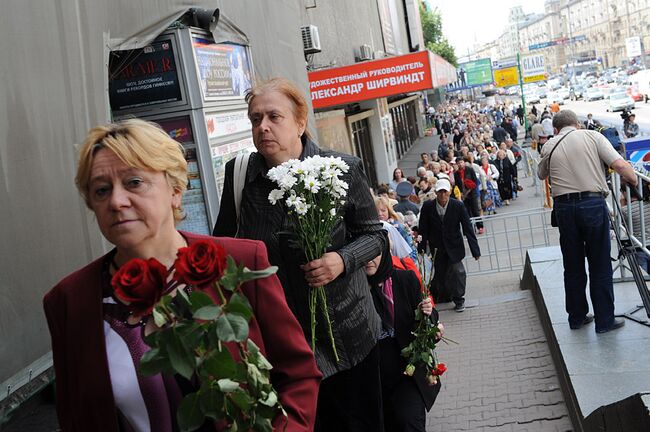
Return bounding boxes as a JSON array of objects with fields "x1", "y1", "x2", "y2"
[{"x1": 43, "y1": 119, "x2": 321, "y2": 432}]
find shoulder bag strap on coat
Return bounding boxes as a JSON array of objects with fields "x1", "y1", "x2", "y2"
[
  {"x1": 547, "y1": 129, "x2": 575, "y2": 173},
  {"x1": 233, "y1": 152, "x2": 252, "y2": 235}
]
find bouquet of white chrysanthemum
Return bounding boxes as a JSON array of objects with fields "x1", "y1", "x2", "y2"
[{"x1": 267, "y1": 155, "x2": 349, "y2": 361}]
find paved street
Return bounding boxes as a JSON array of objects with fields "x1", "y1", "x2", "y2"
[{"x1": 400, "y1": 135, "x2": 573, "y2": 431}]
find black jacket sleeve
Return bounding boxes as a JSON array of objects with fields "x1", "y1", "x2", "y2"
[{"x1": 212, "y1": 158, "x2": 238, "y2": 237}]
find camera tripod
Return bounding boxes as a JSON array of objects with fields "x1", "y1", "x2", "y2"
[{"x1": 609, "y1": 182, "x2": 650, "y2": 327}]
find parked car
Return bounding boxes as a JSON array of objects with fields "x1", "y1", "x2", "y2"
[
  {"x1": 536, "y1": 84, "x2": 548, "y2": 98},
  {"x1": 628, "y1": 87, "x2": 644, "y2": 102},
  {"x1": 523, "y1": 90, "x2": 540, "y2": 104},
  {"x1": 584, "y1": 87, "x2": 605, "y2": 101},
  {"x1": 546, "y1": 91, "x2": 565, "y2": 105},
  {"x1": 556, "y1": 87, "x2": 571, "y2": 100},
  {"x1": 569, "y1": 85, "x2": 585, "y2": 100},
  {"x1": 607, "y1": 92, "x2": 635, "y2": 112}
]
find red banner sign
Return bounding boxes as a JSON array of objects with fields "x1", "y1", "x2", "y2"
[{"x1": 308, "y1": 51, "x2": 434, "y2": 109}]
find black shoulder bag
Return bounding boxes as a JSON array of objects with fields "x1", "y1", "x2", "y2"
[{"x1": 547, "y1": 130, "x2": 574, "y2": 227}]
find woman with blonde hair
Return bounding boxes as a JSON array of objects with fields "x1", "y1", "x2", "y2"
[
  {"x1": 375, "y1": 196, "x2": 417, "y2": 260},
  {"x1": 44, "y1": 118, "x2": 321, "y2": 431}
]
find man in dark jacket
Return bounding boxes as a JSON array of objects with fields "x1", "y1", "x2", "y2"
[
  {"x1": 454, "y1": 157, "x2": 483, "y2": 233},
  {"x1": 492, "y1": 124, "x2": 509, "y2": 144},
  {"x1": 418, "y1": 179, "x2": 481, "y2": 311},
  {"x1": 394, "y1": 182, "x2": 420, "y2": 216},
  {"x1": 502, "y1": 116, "x2": 518, "y2": 141}
]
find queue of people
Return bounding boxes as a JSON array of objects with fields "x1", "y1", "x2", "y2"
[{"x1": 45, "y1": 78, "x2": 457, "y2": 432}]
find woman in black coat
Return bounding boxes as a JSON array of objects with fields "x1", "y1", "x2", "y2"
[
  {"x1": 493, "y1": 149, "x2": 514, "y2": 205},
  {"x1": 365, "y1": 252, "x2": 442, "y2": 432}
]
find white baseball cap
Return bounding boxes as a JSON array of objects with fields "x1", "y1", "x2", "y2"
[{"x1": 435, "y1": 179, "x2": 451, "y2": 192}]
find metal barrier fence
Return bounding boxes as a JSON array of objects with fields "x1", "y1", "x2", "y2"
[{"x1": 463, "y1": 207, "x2": 558, "y2": 275}]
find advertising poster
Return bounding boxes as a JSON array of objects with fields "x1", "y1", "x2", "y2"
[
  {"x1": 206, "y1": 110, "x2": 252, "y2": 140},
  {"x1": 522, "y1": 54, "x2": 546, "y2": 84},
  {"x1": 446, "y1": 58, "x2": 493, "y2": 91},
  {"x1": 626, "y1": 136, "x2": 650, "y2": 176},
  {"x1": 193, "y1": 37, "x2": 252, "y2": 99},
  {"x1": 494, "y1": 66, "x2": 520, "y2": 87},
  {"x1": 155, "y1": 116, "x2": 210, "y2": 235},
  {"x1": 109, "y1": 39, "x2": 182, "y2": 111},
  {"x1": 210, "y1": 137, "x2": 256, "y2": 194}
]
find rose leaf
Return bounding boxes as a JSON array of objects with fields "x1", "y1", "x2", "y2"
[{"x1": 177, "y1": 392, "x2": 204, "y2": 432}]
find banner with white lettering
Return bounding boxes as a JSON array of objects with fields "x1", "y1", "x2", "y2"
[{"x1": 308, "y1": 51, "x2": 437, "y2": 109}]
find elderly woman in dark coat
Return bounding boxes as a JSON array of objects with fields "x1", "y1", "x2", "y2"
[
  {"x1": 212, "y1": 77, "x2": 388, "y2": 431},
  {"x1": 493, "y1": 149, "x2": 514, "y2": 205}
]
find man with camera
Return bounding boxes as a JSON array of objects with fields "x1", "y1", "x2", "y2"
[
  {"x1": 623, "y1": 111, "x2": 639, "y2": 138},
  {"x1": 538, "y1": 110, "x2": 637, "y2": 334}
]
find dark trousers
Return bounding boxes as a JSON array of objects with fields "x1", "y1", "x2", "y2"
[
  {"x1": 555, "y1": 196, "x2": 616, "y2": 331},
  {"x1": 378, "y1": 338, "x2": 426, "y2": 432},
  {"x1": 464, "y1": 192, "x2": 483, "y2": 229},
  {"x1": 431, "y1": 249, "x2": 466, "y2": 305},
  {"x1": 315, "y1": 344, "x2": 384, "y2": 432}
]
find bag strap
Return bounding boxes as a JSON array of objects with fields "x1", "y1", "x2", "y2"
[
  {"x1": 547, "y1": 129, "x2": 575, "y2": 169},
  {"x1": 233, "y1": 152, "x2": 251, "y2": 233}
]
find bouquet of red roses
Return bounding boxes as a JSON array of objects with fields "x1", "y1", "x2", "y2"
[
  {"x1": 112, "y1": 240, "x2": 285, "y2": 432},
  {"x1": 400, "y1": 249, "x2": 454, "y2": 386}
]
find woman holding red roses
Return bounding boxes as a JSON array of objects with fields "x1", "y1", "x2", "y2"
[
  {"x1": 365, "y1": 250, "x2": 442, "y2": 432},
  {"x1": 43, "y1": 119, "x2": 320, "y2": 432}
]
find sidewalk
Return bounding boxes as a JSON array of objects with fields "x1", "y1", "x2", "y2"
[{"x1": 397, "y1": 134, "x2": 573, "y2": 431}]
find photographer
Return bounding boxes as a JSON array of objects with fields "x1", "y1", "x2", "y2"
[
  {"x1": 624, "y1": 112, "x2": 639, "y2": 138},
  {"x1": 538, "y1": 109, "x2": 637, "y2": 334}
]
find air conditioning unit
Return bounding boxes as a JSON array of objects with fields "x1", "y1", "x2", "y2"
[
  {"x1": 359, "y1": 44, "x2": 373, "y2": 61},
  {"x1": 301, "y1": 25, "x2": 321, "y2": 54}
]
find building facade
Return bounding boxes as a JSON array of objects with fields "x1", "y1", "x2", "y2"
[{"x1": 474, "y1": 0, "x2": 650, "y2": 76}]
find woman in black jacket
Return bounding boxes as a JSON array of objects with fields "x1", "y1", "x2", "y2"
[
  {"x1": 366, "y1": 252, "x2": 442, "y2": 432},
  {"x1": 493, "y1": 149, "x2": 514, "y2": 205}
]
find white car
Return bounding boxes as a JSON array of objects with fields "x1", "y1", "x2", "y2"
[
  {"x1": 546, "y1": 91, "x2": 565, "y2": 105},
  {"x1": 556, "y1": 87, "x2": 571, "y2": 100},
  {"x1": 584, "y1": 88, "x2": 605, "y2": 101},
  {"x1": 607, "y1": 92, "x2": 635, "y2": 112},
  {"x1": 523, "y1": 91, "x2": 540, "y2": 104}
]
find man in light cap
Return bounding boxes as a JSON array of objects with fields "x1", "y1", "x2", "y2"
[{"x1": 418, "y1": 178, "x2": 481, "y2": 312}]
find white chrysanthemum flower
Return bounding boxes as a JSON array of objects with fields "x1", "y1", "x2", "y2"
[
  {"x1": 268, "y1": 189, "x2": 284, "y2": 205},
  {"x1": 286, "y1": 193, "x2": 299, "y2": 208},
  {"x1": 278, "y1": 175, "x2": 298, "y2": 190},
  {"x1": 294, "y1": 200, "x2": 310, "y2": 215},
  {"x1": 304, "y1": 176, "x2": 321, "y2": 193},
  {"x1": 329, "y1": 208, "x2": 337, "y2": 217}
]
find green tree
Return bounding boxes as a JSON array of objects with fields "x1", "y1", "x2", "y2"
[{"x1": 420, "y1": 3, "x2": 457, "y2": 66}]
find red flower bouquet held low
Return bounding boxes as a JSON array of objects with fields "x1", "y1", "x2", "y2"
[
  {"x1": 112, "y1": 240, "x2": 285, "y2": 432},
  {"x1": 401, "y1": 249, "x2": 457, "y2": 386}
]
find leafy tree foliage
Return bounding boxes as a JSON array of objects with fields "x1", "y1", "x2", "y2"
[{"x1": 420, "y1": 3, "x2": 457, "y2": 66}]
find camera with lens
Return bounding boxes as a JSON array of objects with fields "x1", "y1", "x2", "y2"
[{"x1": 621, "y1": 109, "x2": 633, "y2": 121}]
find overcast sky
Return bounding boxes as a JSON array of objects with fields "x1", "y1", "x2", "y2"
[{"x1": 426, "y1": 0, "x2": 546, "y2": 58}]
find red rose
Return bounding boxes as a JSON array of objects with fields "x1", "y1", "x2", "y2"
[
  {"x1": 174, "y1": 240, "x2": 227, "y2": 287},
  {"x1": 112, "y1": 258, "x2": 168, "y2": 316},
  {"x1": 433, "y1": 363, "x2": 447, "y2": 376},
  {"x1": 463, "y1": 179, "x2": 476, "y2": 190}
]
